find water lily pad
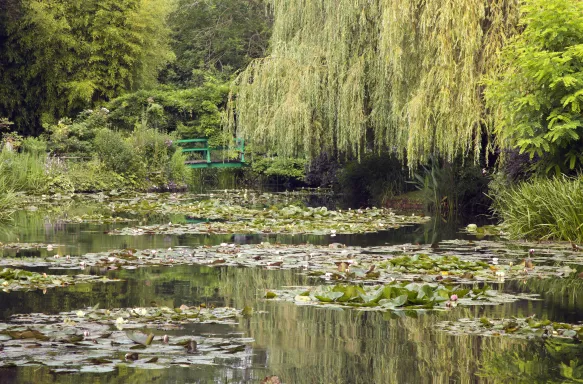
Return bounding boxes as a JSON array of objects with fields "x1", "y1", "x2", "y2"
[
  {"x1": 0, "y1": 305, "x2": 255, "y2": 371},
  {"x1": 267, "y1": 282, "x2": 539, "y2": 311},
  {"x1": 436, "y1": 316, "x2": 583, "y2": 341},
  {"x1": 0, "y1": 268, "x2": 120, "y2": 293}
]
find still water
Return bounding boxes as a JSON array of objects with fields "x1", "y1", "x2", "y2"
[{"x1": 0, "y1": 198, "x2": 581, "y2": 383}]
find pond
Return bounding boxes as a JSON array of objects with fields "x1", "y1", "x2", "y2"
[{"x1": 0, "y1": 191, "x2": 582, "y2": 383}]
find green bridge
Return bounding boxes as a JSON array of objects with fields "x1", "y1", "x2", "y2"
[{"x1": 175, "y1": 138, "x2": 247, "y2": 169}]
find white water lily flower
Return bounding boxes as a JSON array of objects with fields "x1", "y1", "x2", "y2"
[
  {"x1": 76, "y1": 310, "x2": 85, "y2": 317},
  {"x1": 116, "y1": 317, "x2": 127, "y2": 325}
]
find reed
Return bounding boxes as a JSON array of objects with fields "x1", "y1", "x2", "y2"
[{"x1": 492, "y1": 176, "x2": 583, "y2": 242}]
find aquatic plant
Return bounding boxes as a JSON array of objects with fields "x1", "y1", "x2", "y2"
[
  {"x1": 492, "y1": 176, "x2": 583, "y2": 242},
  {"x1": 0, "y1": 267, "x2": 119, "y2": 292},
  {"x1": 1, "y1": 239, "x2": 578, "y2": 285},
  {"x1": 268, "y1": 282, "x2": 538, "y2": 311},
  {"x1": 109, "y1": 205, "x2": 428, "y2": 236},
  {"x1": 0, "y1": 305, "x2": 253, "y2": 372},
  {"x1": 437, "y1": 316, "x2": 583, "y2": 341}
]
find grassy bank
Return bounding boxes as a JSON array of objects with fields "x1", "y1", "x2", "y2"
[{"x1": 492, "y1": 176, "x2": 583, "y2": 242}]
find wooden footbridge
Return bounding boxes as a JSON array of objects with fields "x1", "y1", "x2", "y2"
[{"x1": 175, "y1": 138, "x2": 247, "y2": 169}]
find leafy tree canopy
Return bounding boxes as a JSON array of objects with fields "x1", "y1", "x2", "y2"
[
  {"x1": 0, "y1": 0, "x2": 175, "y2": 134},
  {"x1": 163, "y1": 0, "x2": 272, "y2": 87},
  {"x1": 227, "y1": 0, "x2": 520, "y2": 168},
  {"x1": 485, "y1": 0, "x2": 583, "y2": 175}
]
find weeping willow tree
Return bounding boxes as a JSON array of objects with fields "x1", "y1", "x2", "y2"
[{"x1": 227, "y1": 0, "x2": 520, "y2": 168}]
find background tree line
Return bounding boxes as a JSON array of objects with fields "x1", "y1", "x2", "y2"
[{"x1": 0, "y1": 0, "x2": 272, "y2": 136}]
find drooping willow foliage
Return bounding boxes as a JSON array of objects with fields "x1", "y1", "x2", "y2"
[{"x1": 227, "y1": 0, "x2": 520, "y2": 167}]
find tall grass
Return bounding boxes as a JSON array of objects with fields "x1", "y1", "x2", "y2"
[
  {"x1": 0, "y1": 151, "x2": 46, "y2": 192},
  {"x1": 0, "y1": 152, "x2": 38, "y2": 220},
  {"x1": 492, "y1": 176, "x2": 583, "y2": 242}
]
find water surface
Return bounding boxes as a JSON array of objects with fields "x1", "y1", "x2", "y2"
[{"x1": 0, "y1": 197, "x2": 580, "y2": 383}]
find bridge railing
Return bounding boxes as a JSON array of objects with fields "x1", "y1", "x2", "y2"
[{"x1": 175, "y1": 138, "x2": 246, "y2": 168}]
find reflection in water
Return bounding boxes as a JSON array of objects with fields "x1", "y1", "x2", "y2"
[
  {"x1": 0, "y1": 203, "x2": 582, "y2": 383},
  {"x1": 0, "y1": 262, "x2": 582, "y2": 383},
  {"x1": 0, "y1": 209, "x2": 483, "y2": 260}
]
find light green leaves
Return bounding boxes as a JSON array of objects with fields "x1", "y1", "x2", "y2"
[
  {"x1": 485, "y1": 0, "x2": 583, "y2": 174},
  {"x1": 269, "y1": 281, "x2": 533, "y2": 312}
]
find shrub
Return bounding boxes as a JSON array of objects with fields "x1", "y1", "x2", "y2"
[
  {"x1": 93, "y1": 129, "x2": 141, "y2": 176},
  {"x1": 21, "y1": 137, "x2": 48, "y2": 155},
  {"x1": 45, "y1": 109, "x2": 108, "y2": 156},
  {"x1": 168, "y1": 150, "x2": 191, "y2": 186},
  {"x1": 305, "y1": 153, "x2": 340, "y2": 188},
  {"x1": 251, "y1": 157, "x2": 307, "y2": 180},
  {"x1": 338, "y1": 153, "x2": 412, "y2": 207},
  {"x1": 492, "y1": 176, "x2": 583, "y2": 242},
  {"x1": 66, "y1": 160, "x2": 127, "y2": 192}
]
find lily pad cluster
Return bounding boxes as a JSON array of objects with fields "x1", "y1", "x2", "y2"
[
  {"x1": 16, "y1": 190, "x2": 335, "y2": 226},
  {"x1": 11, "y1": 304, "x2": 245, "y2": 329},
  {"x1": 0, "y1": 240, "x2": 579, "y2": 284},
  {"x1": 379, "y1": 254, "x2": 489, "y2": 274},
  {"x1": 107, "y1": 189, "x2": 333, "y2": 215},
  {"x1": 0, "y1": 243, "x2": 60, "y2": 251},
  {"x1": 108, "y1": 204, "x2": 428, "y2": 236},
  {"x1": 265, "y1": 282, "x2": 539, "y2": 311},
  {"x1": 0, "y1": 305, "x2": 254, "y2": 372},
  {"x1": 0, "y1": 268, "x2": 119, "y2": 292},
  {"x1": 436, "y1": 316, "x2": 583, "y2": 341}
]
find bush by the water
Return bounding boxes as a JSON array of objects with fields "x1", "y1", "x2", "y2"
[
  {"x1": 0, "y1": 112, "x2": 192, "y2": 194},
  {"x1": 492, "y1": 176, "x2": 583, "y2": 242}
]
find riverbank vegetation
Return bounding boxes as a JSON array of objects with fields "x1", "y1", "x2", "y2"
[{"x1": 0, "y1": 0, "x2": 582, "y2": 240}]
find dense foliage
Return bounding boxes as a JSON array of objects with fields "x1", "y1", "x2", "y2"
[
  {"x1": 492, "y1": 176, "x2": 583, "y2": 242},
  {"x1": 227, "y1": 0, "x2": 520, "y2": 167},
  {"x1": 106, "y1": 80, "x2": 230, "y2": 145},
  {"x1": 164, "y1": 0, "x2": 272, "y2": 86},
  {"x1": 0, "y1": 0, "x2": 174, "y2": 133},
  {"x1": 485, "y1": 0, "x2": 583, "y2": 175}
]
